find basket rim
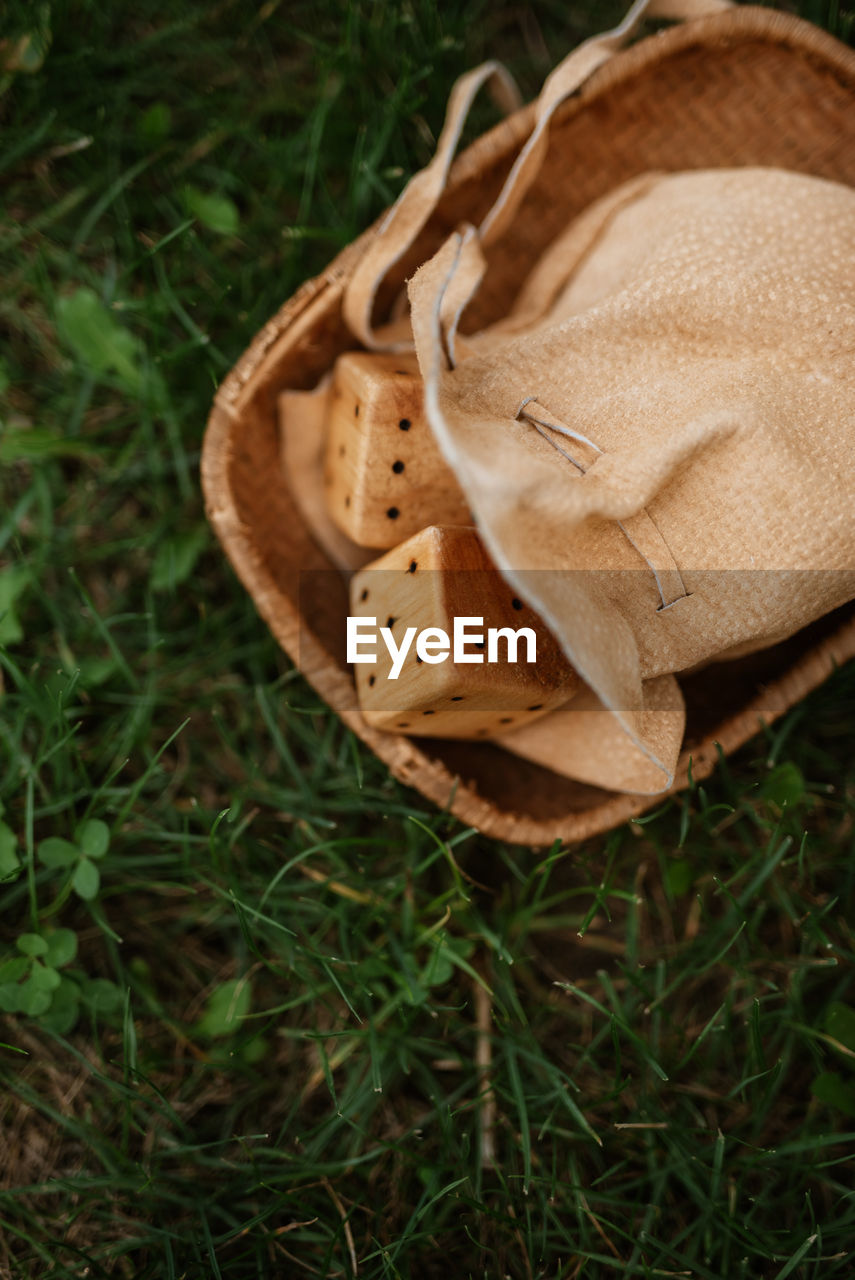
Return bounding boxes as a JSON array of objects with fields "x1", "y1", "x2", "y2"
[{"x1": 202, "y1": 5, "x2": 855, "y2": 845}]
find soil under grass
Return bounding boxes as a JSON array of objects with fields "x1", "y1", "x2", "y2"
[{"x1": 2, "y1": 1, "x2": 855, "y2": 1276}]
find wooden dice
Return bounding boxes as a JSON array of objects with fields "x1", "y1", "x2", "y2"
[
  {"x1": 349, "y1": 526, "x2": 579, "y2": 738},
  {"x1": 323, "y1": 350, "x2": 470, "y2": 548}
]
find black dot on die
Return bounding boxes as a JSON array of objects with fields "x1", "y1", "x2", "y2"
[
  {"x1": 386, "y1": 506, "x2": 399, "y2": 520},
  {"x1": 500, "y1": 717, "x2": 513, "y2": 725},
  {"x1": 527, "y1": 703, "x2": 543, "y2": 712},
  {"x1": 354, "y1": 404, "x2": 359, "y2": 417},
  {"x1": 398, "y1": 418, "x2": 411, "y2": 431},
  {"x1": 423, "y1": 709, "x2": 435, "y2": 716},
  {"x1": 512, "y1": 597, "x2": 523, "y2": 611},
  {"x1": 451, "y1": 696, "x2": 464, "y2": 702},
  {"x1": 360, "y1": 588, "x2": 369, "y2": 602},
  {"x1": 392, "y1": 460, "x2": 405, "y2": 474},
  {"x1": 386, "y1": 616, "x2": 395, "y2": 629},
  {"x1": 368, "y1": 675, "x2": 376, "y2": 687},
  {"x1": 408, "y1": 560, "x2": 417, "y2": 573}
]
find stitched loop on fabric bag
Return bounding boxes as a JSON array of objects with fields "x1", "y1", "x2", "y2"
[{"x1": 516, "y1": 399, "x2": 691, "y2": 611}]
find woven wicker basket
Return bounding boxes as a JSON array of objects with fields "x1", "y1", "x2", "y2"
[{"x1": 202, "y1": 6, "x2": 855, "y2": 846}]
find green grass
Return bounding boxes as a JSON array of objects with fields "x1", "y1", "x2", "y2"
[{"x1": 2, "y1": 0, "x2": 855, "y2": 1275}]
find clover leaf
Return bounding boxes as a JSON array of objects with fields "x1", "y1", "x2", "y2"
[
  {"x1": 812, "y1": 1071, "x2": 855, "y2": 1119},
  {"x1": 77, "y1": 819, "x2": 109, "y2": 860},
  {"x1": 39, "y1": 978, "x2": 81, "y2": 1035},
  {"x1": 72, "y1": 858, "x2": 100, "y2": 901},
  {"x1": 44, "y1": 929, "x2": 78, "y2": 968},
  {"x1": 38, "y1": 821, "x2": 110, "y2": 901},
  {"x1": 196, "y1": 978, "x2": 252, "y2": 1038},
  {"x1": 38, "y1": 837, "x2": 80, "y2": 869},
  {"x1": 0, "y1": 927, "x2": 81, "y2": 1021},
  {"x1": 16, "y1": 933, "x2": 48, "y2": 957}
]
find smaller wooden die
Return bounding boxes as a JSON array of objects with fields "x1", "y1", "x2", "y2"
[
  {"x1": 349, "y1": 526, "x2": 579, "y2": 739},
  {"x1": 323, "y1": 350, "x2": 470, "y2": 548}
]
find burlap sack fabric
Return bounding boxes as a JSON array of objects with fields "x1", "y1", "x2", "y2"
[
  {"x1": 202, "y1": 0, "x2": 855, "y2": 842},
  {"x1": 405, "y1": 166, "x2": 855, "y2": 793},
  {"x1": 336, "y1": 0, "x2": 855, "y2": 795}
]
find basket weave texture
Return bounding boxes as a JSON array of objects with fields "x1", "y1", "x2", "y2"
[{"x1": 203, "y1": 8, "x2": 855, "y2": 846}]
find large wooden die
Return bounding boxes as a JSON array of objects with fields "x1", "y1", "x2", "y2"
[
  {"x1": 349, "y1": 526, "x2": 579, "y2": 738},
  {"x1": 323, "y1": 350, "x2": 470, "y2": 548}
]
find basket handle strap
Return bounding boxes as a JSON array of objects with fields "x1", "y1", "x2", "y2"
[
  {"x1": 341, "y1": 61, "x2": 522, "y2": 351},
  {"x1": 342, "y1": 0, "x2": 731, "y2": 351}
]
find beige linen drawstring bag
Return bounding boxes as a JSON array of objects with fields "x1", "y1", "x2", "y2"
[
  {"x1": 334, "y1": 0, "x2": 855, "y2": 795},
  {"x1": 203, "y1": 0, "x2": 855, "y2": 841},
  {"x1": 405, "y1": 166, "x2": 855, "y2": 793}
]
